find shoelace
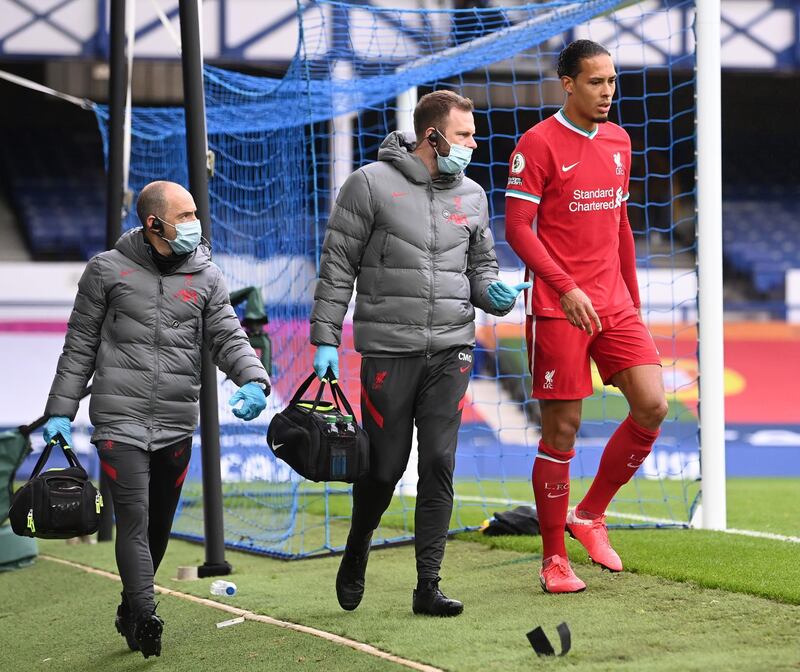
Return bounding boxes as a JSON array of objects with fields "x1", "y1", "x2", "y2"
[
  {"x1": 548, "y1": 559, "x2": 572, "y2": 579},
  {"x1": 589, "y1": 517, "x2": 610, "y2": 544},
  {"x1": 345, "y1": 541, "x2": 369, "y2": 570},
  {"x1": 138, "y1": 602, "x2": 164, "y2": 626},
  {"x1": 417, "y1": 576, "x2": 443, "y2": 594}
]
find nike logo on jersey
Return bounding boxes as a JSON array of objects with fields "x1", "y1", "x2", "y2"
[
  {"x1": 547, "y1": 491, "x2": 569, "y2": 499},
  {"x1": 459, "y1": 365, "x2": 470, "y2": 373},
  {"x1": 270, "y1": 441, "x2": 284, "y2": 452},
  {"x1": 561, "y1": 161, "x2": 580, "y2": 172}
]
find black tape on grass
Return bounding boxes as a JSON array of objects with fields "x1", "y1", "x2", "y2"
[{"x1": 527, "y1": 622, "x2": 571, "y2": 657}]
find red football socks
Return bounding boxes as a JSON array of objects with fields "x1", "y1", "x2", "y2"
[
  {"x1": 532, "y1": 440, "x2": 575, "y2": 560},
  {"x1": 578, "y1": 414, "x2": 659, "y2": 518}
]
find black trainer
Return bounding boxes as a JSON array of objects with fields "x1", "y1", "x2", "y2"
[
  {"x1": 115, "y1": 592, "x2": 140, "y2": 652},
  {"x1": 133, "y1": 605, "x2": 164, "y2": 659},
  {"x1": 335, "y1": 533, "x2": 372, "y2": 611},
  {"x1": 412, "y1": 577, "x2": 463, "y2": 617}
]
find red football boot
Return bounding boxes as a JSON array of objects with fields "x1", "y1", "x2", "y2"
[
  {"x1": 539, "y1": 555, "x2": 587, "y2": 593},
  {"x1": 566, "y1": 509, "x2": 623, "y2": 572}
]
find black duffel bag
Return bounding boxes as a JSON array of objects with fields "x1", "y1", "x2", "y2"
[
  {"x1": 9, "y1": 433, "x2": 103, "y2": 539},
  {"x1": 267, "y1": 371, "x2": 369, "y2": 482}
]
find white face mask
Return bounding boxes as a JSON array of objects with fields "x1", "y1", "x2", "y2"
[
  {"x1": 155, "y1": 217, "x2": 202, "y2": 254},
  {"x1": 433, "y1": 128, "x2": 473, "y2": 174}
]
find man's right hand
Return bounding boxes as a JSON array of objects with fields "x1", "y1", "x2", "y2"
[
  {"x1": 43, "y1": 416, "x2": 72, "y2": 447},
  {"x1": 560, "y1": 288, "x2": 602, "y2": 336},
  {"x1": 313, "y1": 345, "x2": 340, "y2": 381}
]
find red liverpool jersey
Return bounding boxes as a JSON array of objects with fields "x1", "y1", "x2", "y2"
[{"x1": 506, "y1": 109, "x2": 634, "y2": 317}]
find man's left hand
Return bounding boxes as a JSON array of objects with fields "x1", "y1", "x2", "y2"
[
  {"x1": 228, "y1": 382, "x2": 268, "y2": 421},
  {"x1": 488, "y1": 281, "x2": 531, "y2": 310}
]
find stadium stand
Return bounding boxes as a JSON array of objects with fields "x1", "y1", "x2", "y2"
[
  {"x1": 722, "y1": 141, "x2": 799, "y2": 295},
  {"x1": 0, "y1": 129, "x2": 106, "y2": 260},
  {"x1": 723, "y1": 195, "x2": 799, "y2": 295}
]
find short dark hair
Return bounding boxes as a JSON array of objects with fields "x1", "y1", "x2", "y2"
[
  {"x1": 557, "y1": 40, "x2": 611, "y2": 79},
  {"x1": 413, "y1": 90, "x2": 474, "y2": 139},
  {"x1": 136, "y1": 181, "x2": 169, "y2": 227}
]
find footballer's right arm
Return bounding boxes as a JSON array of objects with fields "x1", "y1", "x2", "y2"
[
  {"x1": 504, "y1": 197, "x2": 575, "y2": 296},
  {"x1": 505, "y1": 197, "x2": 600, "y2": 334},
  {"x1": 505, "y1": 132, "x2": 577, "y2": 297}
]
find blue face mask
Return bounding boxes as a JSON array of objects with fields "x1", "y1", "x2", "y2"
[
  {"x1": 434, "y1": 128, "x2": 473, "y2": 174},
  {"x1": 156, "y1": 217, "x2": 203, "y2": 254}
]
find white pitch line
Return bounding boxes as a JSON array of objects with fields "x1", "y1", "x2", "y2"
[
  {"x1": 455, "y1": 495, "x2": 681, "y2": 525},
  {"x1": 455, "y1": 496, "x2": 800, "y2": 542},
  {"x1": 41, "y1": 555, "x2": 443, "y2": 672},
  {"x1": 723, "y1": 529, "x2": 800, "y2": 543}
]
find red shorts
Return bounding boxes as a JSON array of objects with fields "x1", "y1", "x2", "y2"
[{"x1": 526, "y1": 307, "x2": 661, "y2": 400}]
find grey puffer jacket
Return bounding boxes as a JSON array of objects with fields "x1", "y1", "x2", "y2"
[
  {"x1": 45, "y1": 228, "x2": 269, "y2": 451},
  {"x1": 311, "y1": 131, "x2": 509, "y2": 356}
]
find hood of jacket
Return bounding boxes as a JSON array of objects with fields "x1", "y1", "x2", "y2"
[
  {"x1": 377, "y1": 131, "x2": 464, "y2": 189},
  {"x1": 114, "y1": 227, "x2": 211, "y2": 274}
]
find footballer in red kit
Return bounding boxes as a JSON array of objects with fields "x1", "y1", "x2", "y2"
[{"x1": 504, "y1": 40, "x2": 668, "y2": 594}]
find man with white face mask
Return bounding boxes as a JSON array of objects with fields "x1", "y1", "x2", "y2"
[
  {"x1": 42, "y1": 180, "x2": 270, "y2": 658},
  {"x1": 310, "y1": 90, "x2": 528, "y2": 617}
]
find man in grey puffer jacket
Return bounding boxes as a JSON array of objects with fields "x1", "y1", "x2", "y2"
[
  {"x1": 311, "y1": 91, "x2": 529, "y2": 616},
  {"x1": 43, "y1": 181, "x2": 270, "y2": 658}
]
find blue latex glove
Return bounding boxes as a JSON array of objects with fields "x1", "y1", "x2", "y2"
[
  {"x1": 313, "y1": 345, "x2": 339, "y2": 381},
  {"x1": 228, "y1": 382, "x2": 267, "y2": 421},
  {"x1": 487, "y1": 281, "x2": 532, "y2": 310},
  {"x1": 43, "y1": 416, "x2": 72, "y2": 447}
]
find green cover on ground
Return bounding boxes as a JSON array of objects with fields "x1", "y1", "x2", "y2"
[
  {"x1": 0, "y1": 428, "x2": 30, "y2": 518},
  {"x1": 0, "y1": 525, "x2": 37, "y2": 571}
]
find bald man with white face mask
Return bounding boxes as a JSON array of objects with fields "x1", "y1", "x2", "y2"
[{"x1": 43, "y1": 180, "x2": 271, "y2": 658}]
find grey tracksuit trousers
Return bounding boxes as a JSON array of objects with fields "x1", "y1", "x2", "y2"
[
  {"x1": 96, "y1": 437, "x2": 191, "y2": 616},
  {"x1": 350, "y1": 346, "x2": 473, "y2": 581}
]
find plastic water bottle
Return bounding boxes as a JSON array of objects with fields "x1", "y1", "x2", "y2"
[
  {"x1": 210, "y1": 580, "x2": 237, "y2": 597},
  {"x1": 325, "y1": 416, "x2": 339, "y2": 435},
  {"x1": 340, "y1": 414, "x2": 355, "y2": 435}
]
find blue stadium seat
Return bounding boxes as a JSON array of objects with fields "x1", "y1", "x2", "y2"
[
  {"x1": 723, "y1": 197, "x2": 799, "y2": 295},
  {"x1": 0, "y1": 129, "x2": 106, "y2": 260}
]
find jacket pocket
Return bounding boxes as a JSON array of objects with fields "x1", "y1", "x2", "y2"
[{"x1": 371, "y1": 232, "x2": 391, "y2": 304}]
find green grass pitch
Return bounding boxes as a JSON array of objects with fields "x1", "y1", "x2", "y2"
[{"x1": 1, "y1": 478, "x2": 798, "y2": 671}]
